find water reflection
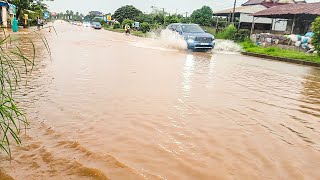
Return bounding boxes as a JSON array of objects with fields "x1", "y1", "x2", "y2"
[
  {"x1": 298, "y1": 68, "x2": 320, "y2": 150},
  {"x1": 181, "y1": 54, "x2": 194, "y2": 97}
]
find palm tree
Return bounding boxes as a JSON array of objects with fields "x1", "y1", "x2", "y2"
[
  {"x1": 66, "y1": 10, "x2": 69, "y2": 19},
  {"x1": 70, "y1": 10, "x2": 74, "y2": 20}
]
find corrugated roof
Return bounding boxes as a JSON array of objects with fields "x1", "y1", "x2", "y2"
[
  {"x1": 214, "y1": 5, "x2": 267, "y2": 15},
  {"x1": 243, "y1": 0, "x2": 265, "y2": 6},
  {"x1": 252, "y1": 2, "x2": 320, "y2": 16}
]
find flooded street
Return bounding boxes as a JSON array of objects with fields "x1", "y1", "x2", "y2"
[{"x1": 1, "y1": 21, "x2": 320, "y2": 179}]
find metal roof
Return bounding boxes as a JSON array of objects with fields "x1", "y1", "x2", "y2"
[
  {"x1": 213, "y1": 5, "x2": 267, "y2": 16},
  {"x1": 252, "y1": 2, "x2": 320, "y2": 18},
  {"x1": 242, "y1": 0, "x2": 265, "y2": 6}
]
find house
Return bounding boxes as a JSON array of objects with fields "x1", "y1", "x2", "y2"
[
  {"x1": 213, "y1": 0, "x2": 304, "y2": 32},
  {"x1": 252, "y1": 2, "x2": 320, "y2": 34}
]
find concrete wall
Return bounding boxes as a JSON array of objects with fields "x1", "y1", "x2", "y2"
[{"x1": 240, "y1": 13, "x2": 287, "y2": 32}]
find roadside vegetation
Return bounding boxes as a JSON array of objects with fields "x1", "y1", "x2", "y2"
[
  {"x1": 311, "y1": 17, "x2": 320, "y2": 55},
  {"x1": 0, "y1": 32, "x2": 39, "y2": 156},
  {"x1": 89, "y1": 5, "x2": 216, "y2": 37},
  {"x1": 241, "y1": 40, "x2": 320, "y2": 63},
  {"x1": 10, "y1": 0, "x2": 49, "y2": 26}
]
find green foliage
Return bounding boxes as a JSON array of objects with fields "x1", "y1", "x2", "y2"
[
  {"x1": 311, "y1": 17, "x2": 320, "y2": 56},
  {"x1": 0, "y1": 30, "x2": 49, "y2": 155},
  {"x1": 136, "y1": 14, "x2": 154, "y2": 24},
  {"x1": 122, "y1": 19, "x2": 134, "y2": 28},
  {"x1": 140, "y1": 22, "x2": 151, "y2": 33},
  {"x1": 84, "y1": 14, "x2": 95, "y2": 21},
  {"x1": 190, "y1": 6, "x2": 213, "y2": 26},
  {"x1": 153, "y1": 13, "x2": 165, "y2": 25},
  {"x1": 234, "y1": 29, "x2": 250, "y2": 42},
  {"x1": 241, "y1": 40, "x2": 320, "y2": 63},
  {"x1": 215, "y1": 24, "x2": 237, "y2": 40},
  {"x1": 100, "y1": 20, "x2": 106, "y2": 26},
  {"x1": 113, "y1": 22, "x2": 121, "y2": 29},
  {"x1": 181, "y1": 17, "x2": 191, "y2": 24},
  {"x1": 113, "y1": 5, "x2": 142, "y2": 23},
  {"x1": 150, "y1": 23, "x2": 163, "y2": 30},
  {"x1": 202, "y1": 26, "x2": 216, "y2": 36},
  {"x1": 164, "y1": 15, "x2": 182, "y2": 25}
]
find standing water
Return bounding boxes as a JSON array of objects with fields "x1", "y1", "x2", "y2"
[{"x1": 1, "y1": 22, "x2": 320, "y2": 180}]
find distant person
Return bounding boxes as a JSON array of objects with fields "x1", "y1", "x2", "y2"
[
  {"x1": 125, "y1": 24, "x2": 130, "y2": 35},
  {"x1": 40, "y1": 19, "x2": 44, "y2": 28},
  {"x1": 37, "y1": 17, "x2": 41, "y2": 30}
]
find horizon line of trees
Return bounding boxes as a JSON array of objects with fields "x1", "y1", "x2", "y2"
[
  {"x1": 58, "y1": 5, "x2": 222, "y2": 27},
  {"x1": 56, "y1": 10, "x2": 84, "y2": 21}
]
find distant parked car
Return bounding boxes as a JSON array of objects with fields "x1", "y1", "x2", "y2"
[
  {"x1": 167, "y1": 23, "x2": 215, "y2": 50},
  {"x1": 83, "y1": 22, "x2": 91, "y2": 27},
  {"x1": 91, "y1": 22, "x2": 102, "y2": 29}
]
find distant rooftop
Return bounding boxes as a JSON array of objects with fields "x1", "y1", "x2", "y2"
[
  {"x1": 242, "y1": 0, "x2": 299, "y2": 7},
  {"x1": 214, "y1": 5, "x2": 267, "y2": 16},
  {"x1": 252, "y1": 2, "x2": 320, "y2": 19}
]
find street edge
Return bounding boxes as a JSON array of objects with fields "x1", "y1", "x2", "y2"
[{"x1": 241, "y1": 52, "x2": 320, "y2": 68}]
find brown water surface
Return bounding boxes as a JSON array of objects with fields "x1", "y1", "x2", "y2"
[{"x1": 1, "y1": 21, "x2": 320, "y2": 180}]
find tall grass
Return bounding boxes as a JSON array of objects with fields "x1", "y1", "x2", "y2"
[
  {"x1": 241, "y1": 40, "x2": 320, "y2": 63},
  {"x1": 0, "y1": 27, "x2": 51, "y2": 157}
]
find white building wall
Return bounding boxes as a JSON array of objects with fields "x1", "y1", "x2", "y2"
[
  {"x1": 240, "y1": 13, "x2": 287, "y2": 32},
  {"x1": 272, "y1": 19, "x2": 287, "y2": 31},
  {"x1": 240, "y1": 13, "x2": 272, "y2": 24}
]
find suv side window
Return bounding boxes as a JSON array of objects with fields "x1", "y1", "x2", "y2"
[
  {"x1": 176, "y1": 25, "x2": 182, "y2": 32},
  {"x1": 171, "y1": 25, "x2": 177, "y2": 31}
]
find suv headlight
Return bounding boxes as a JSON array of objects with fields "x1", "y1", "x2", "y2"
[
  {"x1": 187, "y1": 35, "x2": 196, "y2": 40},
  {"x1": 212, "y1": 36, "x2": 215, "y2": 43},
  {"x1": 187, "y1": 35, "x2": 196, "y2": 43}
]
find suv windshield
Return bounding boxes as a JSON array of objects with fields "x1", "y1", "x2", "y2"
[
  {"x1": 181, "y1": 25, "x2": 204, "y2": 33},
  {"x1": 92, "y1": 22, "x2": 101, "y2": 26}
]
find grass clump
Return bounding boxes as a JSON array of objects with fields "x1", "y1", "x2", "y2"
[
  {"x1": 0, "y1": 27, "x2": 51, "y2": 156},
  {"x1": 241, "y1": 40, "x2": 320, "y2": 63}
]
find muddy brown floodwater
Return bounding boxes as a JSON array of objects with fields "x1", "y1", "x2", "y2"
[{"x1": 1, "y1": 21, "x2": 320, "y2": 180}]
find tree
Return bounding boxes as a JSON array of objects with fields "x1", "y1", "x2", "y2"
[
  {"x1": 122, "y1": 19, "x2": 134, "y2": 28},
  {"x1": 84, "y1": 14, "x2": 96, "y2": 22},
  {"x1": 312, "y1": 17, "x2": 320, "y2": 55},
  {"x1": 113, "y1": 5, "x2": 142, "y2": 23},
  {"x1": 66, "y1": 10, "x2": 70, "y2": 19},
  {"x1": 70, "y1": 10, "x2": 74, "y2": 19},
  {"x1": 190, "y1": 6, "x2": 213, "y2": 26},
  {"x1": 8, "y1": 0, "x2": 32, "y2": 19},
  {"x1": 136, "y1": 13, "x2": 154, "y2": 24},
  {"x1": 29, "y1": 1, "x2": 48, "y2": 18},
  {"x1": 140, "y1": 22, "x2": 151, "y2": 33},
  {"x1": 165, "y1": 15, "x2": 182, "y2": 25}
]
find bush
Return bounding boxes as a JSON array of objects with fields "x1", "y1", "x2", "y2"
[
  {"x1": 122, "y1": 19, "x2": 134, "y2": 28},
  {"x1": 312, "y1": 17, "x2": 320, "y2": 55},
  {"x1": 140, "y1": 22, "x2": 150, "y2": 33},
  {"x1": 150, "y1": 23, "x2": 162, "y2": 30},
  {"x1": 234, "y1": 29, "x2": 250, "y2": 42},
  {"x1": 100, "y1": 20, "x2": 106, "y2": 26},
  {"x1": 215, "y1": 24, "x2": 237, "y2": 40},
  {"x1": 113, "y1": 22, "x2": 121, "y2": 29}
]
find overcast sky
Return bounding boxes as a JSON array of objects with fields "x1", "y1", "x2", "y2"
[{"x1": 45, "y1": 0, "x2": 320, "y2": 15}]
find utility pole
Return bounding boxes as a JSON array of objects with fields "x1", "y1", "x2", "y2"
[
  {"x1": 185, "y1": 12, "x2": 188, "y2": 18},
  {"x1": 231, "y1": 0, "x2": 237, "y2": 24}
]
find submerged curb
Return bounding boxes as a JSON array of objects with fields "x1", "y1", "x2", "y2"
[{"x1": 241, "y1": 52, "x2": 320, "y2": 68}]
